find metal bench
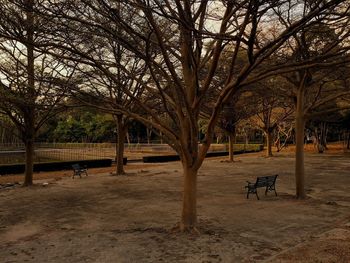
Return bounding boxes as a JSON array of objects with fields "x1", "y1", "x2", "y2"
[
  {"x1": 245, "y1": 175, "x2": 278, "y2": 200},
  {"x1": 72, "y1": 164, "x2": 88, "y2": 178}
]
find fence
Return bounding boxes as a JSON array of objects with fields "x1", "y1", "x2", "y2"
[
  {"x1": 0, "y1": 142, "x2": 262, "y2": 165},
  {"x1": 0, "y1": 143, "x2": 174, "y2": 164}
]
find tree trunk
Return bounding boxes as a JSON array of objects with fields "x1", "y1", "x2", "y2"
[
  {"x1": 115, "y1": 114, "x2": 127, "y2": 175},
  {"x1": 180, "y1": 165, "x2": 198, "y2": 231},
  {"x1": 245, "y1": 132, "x2": 249, "y2": 146},
  {"x1": 126, "y1": 132, "x2": 131, "y2": 145},
  {"x1": 275, "y1": 132, "x2": 281, "y2": 152},
  {"x1": 23, "y1": 134, "x2": 35, "y2": 186},
  {"x1": 160, "y1": 132, "x2": 163, "y2": 144},
  {"x1": 295, "y1": 89, "x2": 306, "y2": 199},
  {"x1": 146, "y1": 127, "x2": 152, "y2": 144},
  {"x1": 23, "y1": 0, "x2": 36, "y2": 187},
  {"x1": 321, "y1": 122, "x2": 328, "y2": 150},
  {"x1": 1, "y1": 127, "x2": 4, "y2": 144},
  {"x1": 266, "y1": 129, "x2": 273, "y2": 157},
  {"x1": 228, "y1": 132, "x2": 234, "y2": 162},
  {"x1": 347, "y1": 131, "x2": 350, "y2": 150},
  {"x1": 315, "y1": 123, "x2": 327, "y2": 153}
]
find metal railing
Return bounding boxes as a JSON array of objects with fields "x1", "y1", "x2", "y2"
[{"x1": 0, "y1": 142, "x2": 262, "y2": 164}]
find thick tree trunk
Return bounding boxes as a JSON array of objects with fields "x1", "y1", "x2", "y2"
[
  {"x1": 266, "y1": 129, "x2": 273, "y2": 157},
  {"x1": 23, "y1": 134, "x2": 35, "y2": 186},
  {"x1": 23, "y1": 0, "x2": 35, "y2": 187},
  {"x1": 228, "y1": 132, "x2": 234, "y2": 162},
  {"x1": 295, "y1": 89, "x2": 306, "y2": 199},
  {"x1": 180, "y1": 165, "x2": 198, "y2": 231},
  {"x1": 115, "y1": 114, "x2": 127, "y2": 175}
]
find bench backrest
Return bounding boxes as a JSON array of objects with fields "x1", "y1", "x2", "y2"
[
  {"x1": 255, "y1": 175, "x2": 278, "y2": 187},
  {"x1": 72, "y1": 164, "x2": 81, "y2": 170}
]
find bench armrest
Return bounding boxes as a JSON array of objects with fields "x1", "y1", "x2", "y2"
[{"x1": 245, "y1": 181, "x2": 254, "y2": 189}]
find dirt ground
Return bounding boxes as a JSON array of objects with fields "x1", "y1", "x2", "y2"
[{"x1": 1, "y1": 151, "x2": 350, "y2": 262}]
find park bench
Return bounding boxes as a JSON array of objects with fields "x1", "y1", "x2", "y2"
[
  {"x1": 72, "y1": 164, "x2": 88, "y2": 178},
  {"x1": 245, "y1": 174, "x2": 278, "y2": 200}
]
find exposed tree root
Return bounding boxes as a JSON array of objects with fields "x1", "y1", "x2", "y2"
[
  {"x1": 220, "y1": 160, "x2": 241, "y2": 163},
  {"x1": 170, "y1": 223, "x2": 201, "y2": 235},
  {"x1": 22, "y1": 182, "x2": 33, "y2": 187},
  {"x1": 110, "y1": 171, "x2": 126, "y2": 176}
]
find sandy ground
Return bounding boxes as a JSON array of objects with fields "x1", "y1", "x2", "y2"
[
  {"x1": 0, "y1": 163, "x2": 161, "y2": 185},
  {"x1": 0, "y1": 151, "x2": 350, "y2": 262}
]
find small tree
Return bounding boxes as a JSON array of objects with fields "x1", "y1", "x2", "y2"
[
  {"x1": 0, "y1": 0, "x2": 75, "y2": 185},
  {"x1": 342, "y1": 112, "x2": 350, "y2": 150},
  {"x1": 247, "y1": 77, "x2": 294, "y2": 157},
  {"x1": 76, "y1": 65, "x2": 147, "y2": 174},
  {"x1": 281, "y1": 22, "x2": 350, "y2": 198}
]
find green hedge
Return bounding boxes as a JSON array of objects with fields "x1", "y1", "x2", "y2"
[
  {"x1": 143, "y1": 144, "x2": 263, "y2": 163},
  {"x1": 0, "y1": 158, "x2": 114, "y2": 175},
  {"x1": 229, "y1": 144, "x2": 263, "y2": 152}
]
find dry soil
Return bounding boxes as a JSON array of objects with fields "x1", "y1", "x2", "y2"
[{"x1": 0, "y1": 151, "x2": 350, "y2": 262}]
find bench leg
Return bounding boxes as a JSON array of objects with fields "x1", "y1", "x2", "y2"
[
  {"x1": 265, "y1": 186, "x2": 278, "y2": 197},
  {"x1": 256, "y1": 191, "x2": 260, "y2": 200},
  {"x1": 247, "y1": 189, "x2": 259, "y2": 200},
  {"x1": 73, "y1": 172, "x2": 82, "y2": 179},
  {"x1": 269, "y1": 186, "x2": 278, "y2": 196}
]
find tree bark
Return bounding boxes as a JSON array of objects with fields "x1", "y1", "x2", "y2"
[
  {"x1": 180, "y1": 165, "x2": 198, "y2": 231},
  {"x1": 23, "y1": 136, "x2": 35, "y2": 186},
  {"x1": 245, "y1": 132, "x2": 249, "y2": 146},
  {"x1": 295, "y1": 88, "x2": 306, "y2": 199},
  {"x1": 146, "y1": 127, "x2": 152, "y2": 144},
  {"x1": 23, "y1": 114, "x2": 35, "y2": 186},
  {"x1": 115, "y1": 114, "x2": 127, "y2": 175},
  {"x1": 321, "y1": 122, "x2": 328, "y2": 150},
  {"x1": 23, "y1": 0, "x2": 35, "y2": 187},
  {"x1": 126, "y1": 132, "x2": 131, "y2": 145},
  {"x1": 228, "y1": 132, "x2": 234, "y2": 162},
  {"x1": 266, "y1": 129, "x2": 273, "y2": 157}
]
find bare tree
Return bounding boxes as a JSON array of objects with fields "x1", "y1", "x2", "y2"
[
  {"x1": 280, "y1": 21, "x2": 350, "y2": 198},
  {"x1": 247, "y1": 77, "x2": 294, "y2": 157},
  {"x1": 275, "y1": 120, "x2": 294, "y2": 152},
  {"x1": 76, "y1": 59, "x2": 147, "y2": 175},
  {"x1": 219, "y1": 93, "x2": 257, "y2": 161},
  {"x1": 45, "y1": 0, "x2": 348, "y2": 230},
  {"x1": 0, "y1": 0, "x2": 75, "y2": 185},
  {"x1": 340, "y1": 111, "x2": 350, "y2": 149}
]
